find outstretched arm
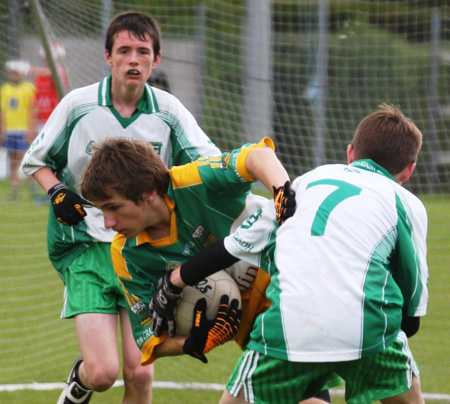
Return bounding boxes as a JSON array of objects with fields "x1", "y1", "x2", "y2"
[
  {"x1": 245, "y1": 141, "x2": 296, "y2": 225},
  {"x1": 174, "y1": 239, "x2": 236, "y2": 288},
  {"x1": 245, "y1": 146, "x2": 289, "y2": 192}
]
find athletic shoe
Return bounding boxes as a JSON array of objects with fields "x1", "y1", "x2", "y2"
[{"x1": 57, "y1": 356, "x2": 93, "y2": 404}]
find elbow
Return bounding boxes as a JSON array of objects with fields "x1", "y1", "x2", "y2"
[{"x1": 401, "y1": 315, "x2": 420, "y2": 338}]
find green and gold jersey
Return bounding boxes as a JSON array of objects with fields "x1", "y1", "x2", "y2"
[{"x1": 111, "y1": 138, "x2": 273, "y2": 364}]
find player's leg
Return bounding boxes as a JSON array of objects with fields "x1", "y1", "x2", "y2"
[
  {"x1": 300, "y1": 396, "x2": 330, "y2": 404},
  {"x1": 380, "y1": 375, "x2": 424, "y2": 404},
  {"x1": 119, "y1": 306, "x2": 154, "y2": 404},
  {"x1": 219, "y1": 388, "x2": 249, "y2": 404},
  {"x1": 57, "y1": 312, "x2": 120, "y2": 404},
  {"x1": 75, "y1": 312, "x2": 121, "y2": 391},
  {"x1": 9, "y1": 133, "x2": 27, "y2": 193},
  {"x1": 10, "y1": 150, "x2": 20, "y2": 188},
  {"x1": 57, "y1": 243, "x2": 123, "y2": 403}
]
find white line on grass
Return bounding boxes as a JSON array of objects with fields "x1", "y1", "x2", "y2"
[{"x1": 0, "y1": 381, "x2": 449, "y2": 401}]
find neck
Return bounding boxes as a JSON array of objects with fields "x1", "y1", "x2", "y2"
[
  {"x1": 145, "y1": 195, "x2": 172, "y2": 240},
  {"x1": 110, "y1": 81, "x2": 144, "y2": 118},
  {"x1": 146, "y1": 224, "x2": 171, "y2": 240}
]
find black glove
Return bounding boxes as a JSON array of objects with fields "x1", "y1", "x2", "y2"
[
  {"x1": 273, "y1": 180, "x2": 296, "y2": 225},
  {"x1": 48, "y1": 183, "x2": 91, "y2": 226},
  {"x1": 183, "y1": 295, "x2": 242, "y2": 364},
  {"x1": 149, "y1": 271, "x2": 183, "y2": 337}
]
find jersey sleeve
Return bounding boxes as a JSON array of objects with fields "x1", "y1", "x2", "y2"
[
  {"x1": 169, "y1": 137, "x2": 274, "y2": 195},
  {"x1": 392, "y1": 192, "x2": 429, "y2": 317},
  {"x1": 21, "y1": 91, "x2": 73, "y2": 176},
  {"x1": 199, "y1": 137, "x2": 275, "y2": 194},
  {"x1": 224, "y1": 198, "x2": 279, "y2": 275}
]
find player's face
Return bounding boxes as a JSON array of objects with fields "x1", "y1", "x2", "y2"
[
  {"x1": 105, "y1": 30, "x2": 161, "y2": 90},
  {"x1": 7, "y1": 70, "x2": 23, "y2": 83},
  {"x1": 95, "y1": 191, "x2": 154, "y2": 239}
]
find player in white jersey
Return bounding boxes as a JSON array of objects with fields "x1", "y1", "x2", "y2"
[
  {"x1": 21, "y1": 12, "x2": 220, "y2": 404},
  {"x1": 151, "y1": 104, "x2": 429, "y2": 404}
]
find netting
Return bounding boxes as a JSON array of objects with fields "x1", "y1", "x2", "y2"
[{"x1": 0, "y1": 0, "x2": 449, "y2": 397}]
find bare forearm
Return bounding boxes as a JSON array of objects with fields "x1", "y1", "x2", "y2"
[
  {"x1": 152, "y1": 335, "x2": 187, "y2": 358},
  {"x1": 246, "y1": 147, "x2": 290, "y2": 192},
  {"x1": 32, "y1": 166, "x2": 60, "y2": 192}
]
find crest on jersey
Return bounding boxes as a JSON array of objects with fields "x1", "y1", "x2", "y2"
[
  {"x1": 221, "y1": 153, "x2": 231, "y2": 169},
  {"x1": 192, "y1": 225, "x2": 215, "y2": 247},
  {"x1": 167, "y1": 262, "x2": 181, "y2": 271}
]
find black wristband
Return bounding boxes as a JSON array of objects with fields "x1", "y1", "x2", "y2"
[{"x1": 48, "y1": 183, "x2": 67, "y2": 200}]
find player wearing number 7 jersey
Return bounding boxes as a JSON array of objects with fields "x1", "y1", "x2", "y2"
[{"x1": 155, "y1": 104, "x2": 429, "y2": 404}]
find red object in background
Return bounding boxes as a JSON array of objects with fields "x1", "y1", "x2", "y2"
[{"x1": 34, "y1": 74, "x2": 60, "y2": 123}]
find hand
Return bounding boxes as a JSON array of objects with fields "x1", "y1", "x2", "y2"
[
  {"x1": 48, "y1": 183, "x2": 91, "y2": 226},
  {"x1": 273, "y1": 180, "x2": 296, "y2": 225},
  {"x1": 149, "y1": 271, "x2": 183, "y2": 337},
  {"x1": 183, "y1": 295, "x2": 242, "y2": 364}
]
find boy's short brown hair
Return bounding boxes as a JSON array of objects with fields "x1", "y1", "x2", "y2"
[
  {"x1": 351, "y1": 104, "x2": 423, "y2": 175},
  {"x1": 105, "y1": 11, "x2": 161, "y2": 56},
  {"x1": 81, "y1": 138, "x2": 169, "y2": 204}
]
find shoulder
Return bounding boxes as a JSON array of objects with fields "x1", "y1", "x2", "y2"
[
  {"x1": 394, "y1": 183, "x2": 427, "y2": 220},
  {"x1": 57, "y1": 82, "x2": 101, "y2": 111},
  {"x1": 291, "y1": 163, "x2": 348, "y2": 188},
  {"x1": 151, "y1": 86, "x2": 189, "y2": 115},
  {"x1": 66, "y1": 82, "x2": 100, "y2": 102},
  {"x1": 21, "y1": 81, "x2": 36, "y2": 92}
]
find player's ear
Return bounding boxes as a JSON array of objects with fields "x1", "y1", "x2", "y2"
[
  {"x1": 152, "y1": 51, "x2": 162, "y2": 68},
  {"x1": 346, "y1": 144, "x2": 355, "y2": 164},
  {"x1": 396, "y1": 161, "x2": 416, "y2": 184},
  {"x1": 105, "y1": 50, "x2": 113, "y2": 67},
  {"x1": 143, "y1": 190, "x2": 158, "y2": 204}
]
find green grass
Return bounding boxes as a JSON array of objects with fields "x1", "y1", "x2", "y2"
[{"x1": 0, "y1": 181, "x2": 449, "y2": 403}]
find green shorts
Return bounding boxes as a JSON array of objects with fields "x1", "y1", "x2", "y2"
[
  {"x1": 227, "y1": 332, "x2": 418, "y2": 404},
  {"x1": 61, "y1": 243, "x2": 127, "y2": 318}
]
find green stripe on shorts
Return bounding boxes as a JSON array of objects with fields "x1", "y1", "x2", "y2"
[
  {"x1": 338, "y1": 331, "x2": 419, "y2": 404},
  {"x1": 227, "y1": 350, "x2": 343, "y2": 404},
  {"x1": 227, "y1": 332, "x2": 418, "y2": 404}
]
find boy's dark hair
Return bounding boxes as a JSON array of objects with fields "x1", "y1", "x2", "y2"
[
  {"x1": 351, "y1": 104, "x2": 423, "y2": 175},
  {"x1": 81, "y1": 138, "x2": 169, "y2": 204},
  {"x1": 105, "y1": 11, "x2": 161, "y2": 56}
]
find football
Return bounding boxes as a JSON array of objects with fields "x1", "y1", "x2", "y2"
[{"x1": 175, "y1": 270, "x2": 241, "y2": 337}]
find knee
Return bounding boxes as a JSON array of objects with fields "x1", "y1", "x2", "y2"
[
  {"x1": 123, "y1": 362, "x2": 154, "y2": 392},
  {"x1": 83, "y1": 361, "x2": 120, "y2": 392}
]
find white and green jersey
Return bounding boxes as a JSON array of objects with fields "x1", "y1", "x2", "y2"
[
  {"x1": 225, "y1": 160, "x2": 429, "y2": 362},
  {"x1": 21, "y1": 75, "x2": 220, "y2": 275}
]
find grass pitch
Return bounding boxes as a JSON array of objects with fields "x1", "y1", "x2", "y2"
[{"x1": 0, "y1": 181, "x2": 448, "y2": 403}]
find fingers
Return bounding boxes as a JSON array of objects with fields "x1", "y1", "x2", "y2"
[
  {"x1": 151, "y1": 315, "x2": 164, "y2": 337},
  {"x1": 273, "y1": 180, "x2": 296, "y2": 225},
  {"x1": 182, "y1": 336, "x2": 208, "y2": 363},
  {"x1": 193, "y1": 298, "x2": 208, "y2": 317},
  {"x1": 167, "y1": 319, "x2": 176, "y2": 337}
]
